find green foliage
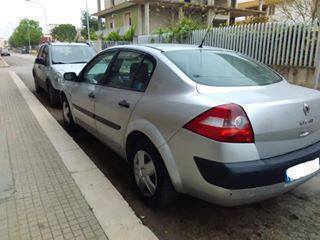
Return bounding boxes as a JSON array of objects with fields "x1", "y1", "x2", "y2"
[
  {"x1": 9, "y1": 19, "x2": 42, "y2": 48},
  {"x1": 81, "y1": 11, "x2": 100, "y2": 40},
  {"x1": 153, "y1": 17, "x2": 203, "y2": 43},
  {"x1": 123, "y1": 25, "x2": 136, "y2": 41},
  {"x1": 236, "y1": 16, "x2": 269, "y2": 26},
  {"x1": 51, "y1": 24, "x2": 77, "y2": 42},
  {"x1": 172, "y1": 17, "x2": 203, "y2": 42},
  {"x1": 105, "y1": 31, "x2": 122, "y2": 41}
]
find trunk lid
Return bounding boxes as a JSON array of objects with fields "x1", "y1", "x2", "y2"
[{"x1": 197, "y1": 81, "x2": 320, "y2": 159}]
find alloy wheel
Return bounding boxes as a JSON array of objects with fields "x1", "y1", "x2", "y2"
[
  {"x1": 133, "y1": 150, "x2": 158, "y2": 197},
  {"x1": 62, "y1": 100, "x2": 71, "y2": 125}
]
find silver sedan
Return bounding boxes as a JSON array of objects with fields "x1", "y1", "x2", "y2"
[{"x1": 60, "y1": 44, "x2": 320, "y2": 207}]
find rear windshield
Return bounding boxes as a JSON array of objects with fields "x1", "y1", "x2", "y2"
[
  {"x1": 164, "y1": 50, "x2": 282, "y2": 87},
  {"x1": 51, "y1": 45, "x2": 96, "y2": 64}
]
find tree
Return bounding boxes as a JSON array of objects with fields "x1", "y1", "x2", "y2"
[
  {"x1": 9, "y1": 19, "x2": 42, "y2": 48},
  {"x1": 81, "y1": 11, "x2": 100, "y2": 39},
  {"x1": 51, "y1": 24, "x2": 77, "y2": 42},
  {"x1": 277, "y1": 0, "x2": 320, "y2": 22}
]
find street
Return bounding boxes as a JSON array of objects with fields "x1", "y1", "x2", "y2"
[{"x1": 4, "y1": 54, "x2": 320, "y2": 240}]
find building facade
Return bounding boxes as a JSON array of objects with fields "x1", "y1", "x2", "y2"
[
  {"x1": 238, "y1": 0, "x2": 316, "y2": 22},
  {"x1": 94, "y1": 0, "x2": 262, "y2": 37}
]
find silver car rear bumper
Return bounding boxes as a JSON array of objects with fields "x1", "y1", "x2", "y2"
[
  {"x1": 194, "y1": 140, "x2": 320, "y2": 190},
  {"x1": 166, "y1": 130, "x2": 320, "y2": 206}
]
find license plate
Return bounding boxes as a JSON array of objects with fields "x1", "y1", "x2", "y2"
[{"x1": 285, "y1": 158, "x2": 320, "y2": 183}]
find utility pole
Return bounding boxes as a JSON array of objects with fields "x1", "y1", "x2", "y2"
[
  {"x1": 25, "y1": 0, "x2": 48, "y2": 34},
  {"x1": 86, "y1": 0, "x2": 91, "y2": 44},
  {"x1": 27, "y1": 20, "x2": 31, "y2": 51}
]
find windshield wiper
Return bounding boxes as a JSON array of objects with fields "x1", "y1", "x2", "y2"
[
  {"x1": 69, "y1": 61, "x2": 87, "y2": 64},
  {"x1": 52, "y1": 61, "x2": 68, "y2": 64}
]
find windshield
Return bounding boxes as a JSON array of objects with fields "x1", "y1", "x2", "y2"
[
  {"x1": 51, "y1": 45, "x2": 96, "y2": 64},
  {"x1": 164, "y1": 50, "x2": 282, "y2": 87}
]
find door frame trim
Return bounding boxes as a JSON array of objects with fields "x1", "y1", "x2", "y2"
[{"x1": 73, "y1": 104, "x2": 121, "y2": 130}]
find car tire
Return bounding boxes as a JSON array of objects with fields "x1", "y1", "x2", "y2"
[
  {"x1": 61, "y1": 94, "x2": 75, "y2": 131},
  {"x1": 47, "y1": 81, "x2": 59, "y2": 107},
  {"x1": 130, "y1": 137, "x2": 178, "y2": 208},
  {"x1": 34, "y1": 76, "x2": 42, "y2": 94}
]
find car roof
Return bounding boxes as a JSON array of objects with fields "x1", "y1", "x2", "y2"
[
  {"x1": 42, "y1": 42, "x2": 90, "y2": 47},
  {"x1": 106, "y1": 44, "x2": 233, "y2": 54}
]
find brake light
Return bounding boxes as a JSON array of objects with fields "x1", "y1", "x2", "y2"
[{"x1": 184, "y1": 103, "x2": 254, "y2": 143}]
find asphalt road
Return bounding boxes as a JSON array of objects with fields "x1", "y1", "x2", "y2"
[{"x1": 5, "y1": 54, "x2": 320, "y2": 240}]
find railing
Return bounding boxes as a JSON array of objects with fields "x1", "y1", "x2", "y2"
[
  {"x1": 97, "y1": 26, "x2": 130, "y2": 37},
  {"x1": 138, "y1": 20, "x2": 320, "y2": 68}
]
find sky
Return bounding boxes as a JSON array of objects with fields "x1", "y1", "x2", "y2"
[{"x1": 0, "y1": 0, "x2": 98, "y2": 40}]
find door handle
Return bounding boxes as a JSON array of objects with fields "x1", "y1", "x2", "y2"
[
  {"x1": 88, "y1": 92, "x2": 95, "y2": 99},
  {"x1": 118, "y1": 100, "x2": 130, "y2": 108}
]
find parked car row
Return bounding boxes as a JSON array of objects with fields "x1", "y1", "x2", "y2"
[
  {"x1": 1, "y1": 48, "x2": 10, "y2": 56},
  {"x1": 33, "y1": 43, "x2": 320, "y2": 207}
]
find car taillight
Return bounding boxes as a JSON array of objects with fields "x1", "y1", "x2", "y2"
[{"x1": 184, "y1": 103, "x2": 254, "y2": 143}]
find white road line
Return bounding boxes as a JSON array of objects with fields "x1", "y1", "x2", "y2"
[
  {"x1": 0, "y1": 57, "x2": 9, "y2": 67},
  {"x1": 9, "y1": 71, "x2": 158, "y2": 240}
]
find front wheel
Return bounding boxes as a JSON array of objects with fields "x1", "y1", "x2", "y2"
[
  {"x1": 131, "y1": 138, "x2": 178, "y2": 207},
  {"x1": 62, "y1": 95, "x2": 75, "y2": 131}
]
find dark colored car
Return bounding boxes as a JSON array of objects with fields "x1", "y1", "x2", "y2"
[{"x1": 21, "y1": 47, "x2": 29, "y2": 54}]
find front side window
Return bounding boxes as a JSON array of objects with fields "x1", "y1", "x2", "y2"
[
  {"x1": 106, "y1": 50, "x2": 155, "y2": 91},
  {"x1": 82, "y1": 51, "x2": 116, "y2": 84},
  {"x1": 164, "y1": 50, "x2": 282, "y2": 87},
  {"x1": 41, "y1": 46, "x2": 49, "y2": 65},
  {"x1": 37, "y1": 46, "x2": 44, "y2": 57},
  {"x1": 51, "y1": 45, "x2": 96, "y2": 64}
]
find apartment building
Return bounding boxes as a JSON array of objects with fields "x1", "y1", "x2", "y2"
[{"x1": 94, "y1": 0, "x2": 263, "y2": 36}]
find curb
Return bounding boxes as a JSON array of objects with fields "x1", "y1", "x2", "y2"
[
  {"x1": 0, "y1": 57, "x2": 9, "y2": 67},
  {"x1": 9, "y1": 71, "x2": 158, "y2": 240}
]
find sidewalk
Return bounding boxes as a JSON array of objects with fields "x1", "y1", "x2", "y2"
[
  {"x1": 0, "y1": 71, "x2": 108, "y2": 240},
  {"x1": 0, "y1": 67, "x2": 156, "y2": 240}
]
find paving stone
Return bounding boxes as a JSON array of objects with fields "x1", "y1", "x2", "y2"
[{"x1": 0, "y1": 72, "x2": 108, "y2": 240}]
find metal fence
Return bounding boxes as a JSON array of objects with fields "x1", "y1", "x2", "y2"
[{"x1": 138, "y1": 21, "x2": 320, "y2": 68}]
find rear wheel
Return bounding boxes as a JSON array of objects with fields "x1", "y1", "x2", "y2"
[
  {"x1": 62, "y1": 95, "x2": 75, "y2": 131},
  {"x1": 47, "y1": 81, "x2": 59, "y2": 107},
  {"x1": 130, "y1": 137, "x2": 178, "y2": 207},
  {"x1": 33, "y1": 71, "x2": 42, "y2": 94}
]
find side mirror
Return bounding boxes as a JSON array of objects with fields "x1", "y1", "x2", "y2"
[
  {"x1": 64, "y1": 72, "x2": 79, "y2": 82},
  {"x1": 35, "y1": 57, "x2": 46, "y2": 65}
]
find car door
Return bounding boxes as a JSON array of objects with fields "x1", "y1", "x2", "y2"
[
  {"x1": 37, "y1": 45, "x2": 50, "y2": 89},
  {"x1": 67, "y1": 50, "x2": 117, "y2": 134},
  {"x1": 94, "y1": 50, "x2": 156, "y2": 152},
  {"x1": 34, "y1": 46, "x2": 44, "y2": 85}
]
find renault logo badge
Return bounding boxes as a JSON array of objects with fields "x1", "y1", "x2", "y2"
[{"x1": 303, "y1": 103, "x2": 310, "y2": 116}]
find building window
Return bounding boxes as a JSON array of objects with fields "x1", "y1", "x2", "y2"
[
  {"x1": 108, "y1": 17, "x2": 114, "y2": 29},
  {"x1": 268, "y1": 5, "x2": 275, "y2": 16},
  {"x1": 124, "y1": 12, "x2": 132, "y2": 27}
]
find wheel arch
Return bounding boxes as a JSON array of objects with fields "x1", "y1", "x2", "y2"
[
  {"x1": 60, "y1": 91, "x2": 76, "y2": 123},
  {"x1": 125, "y1": 120, "x2": 184, "y2": 192}
]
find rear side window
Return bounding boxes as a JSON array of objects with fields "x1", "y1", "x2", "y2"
[
  {"x1": 106, "y1": 50, "x2": 155, "y2": 91},
  {"x1": 164, "y1": 50, "x2": 282, "y2": 87}
]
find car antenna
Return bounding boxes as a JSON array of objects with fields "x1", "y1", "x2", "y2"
[{"x1": 198, "y1": 8, "x2": 228, "y2": 48}]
